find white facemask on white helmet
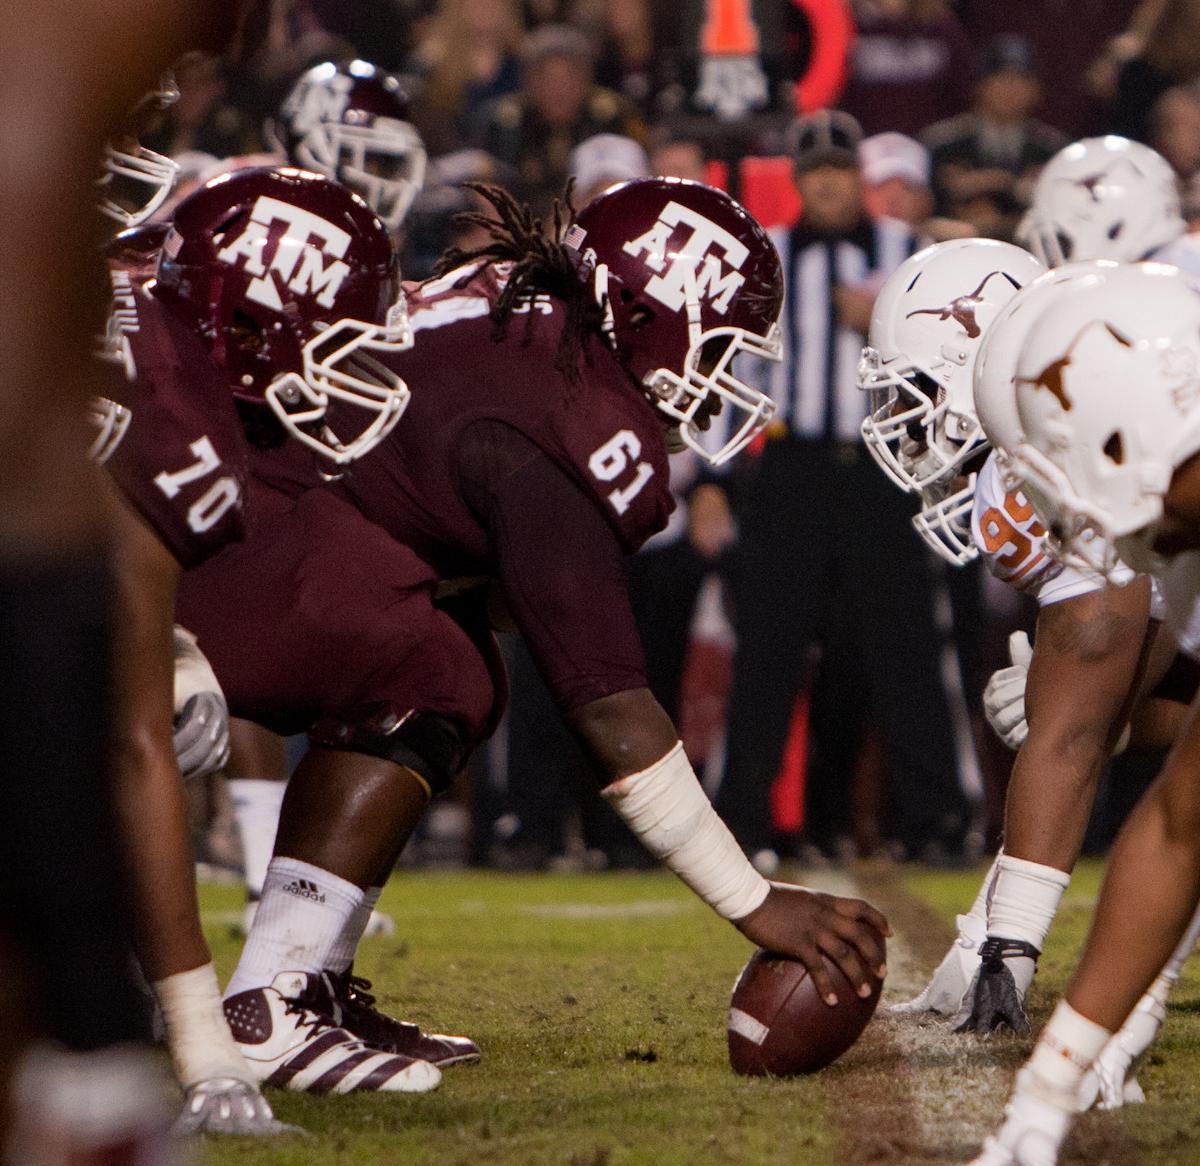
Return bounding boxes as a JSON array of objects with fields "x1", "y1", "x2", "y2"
[
  {"x1": 1010, "y1": 262, "x2": 1200, "y2": 581},
  {"x1": 858, "y1": 238, "x2": 1045, "y2": 563},
  {"x1": 1017, "y1": 136, "x2": 1184, "y2": 267}
]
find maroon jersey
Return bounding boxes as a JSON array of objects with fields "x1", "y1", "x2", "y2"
[
  {"x1": 339, "y1": 264, "x2": 675, "y2": 710},
  {"x1": 101, "y1": 273, "x2": 248, "y2": 568}
]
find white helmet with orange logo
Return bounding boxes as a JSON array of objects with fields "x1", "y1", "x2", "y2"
[{"x1": 1010, "y1": 262, "x2": 1200, "y2": 580}]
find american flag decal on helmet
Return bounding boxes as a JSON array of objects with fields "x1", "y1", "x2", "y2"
[{"x1": 563, "y1": 224, "x2": 587, "y2": 251}]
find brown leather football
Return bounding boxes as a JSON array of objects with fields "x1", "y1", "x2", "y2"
[{"x1": 727, "y1": 946, "x2": 884, "y2": 1076}]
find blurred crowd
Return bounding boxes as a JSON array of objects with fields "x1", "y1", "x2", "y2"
[{"x1": 173, "y1": 0, "x2": 1195, "y2": 877}]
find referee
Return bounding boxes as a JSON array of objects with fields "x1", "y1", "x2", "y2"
[{"x1": 715, "y1": 110, "x2": 974, "y2": 867}]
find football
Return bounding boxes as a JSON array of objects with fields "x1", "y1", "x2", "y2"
[{"x1": 727, "y1": 946, "x2": 884, "y2": 1076}]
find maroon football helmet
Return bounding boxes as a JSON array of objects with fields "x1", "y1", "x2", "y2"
[
  {"x1": 566, "y1": 177, "x2": 783, "y2": 466},
  {"x1": 97, "y1": 74, "x2": 180, "y2": 229},
  {"x1": 154, "y1": 166, "x2": 412, "y2": 464},
  {"x1": 268, "y1": 60, "x2": 427, "y2": 230}
]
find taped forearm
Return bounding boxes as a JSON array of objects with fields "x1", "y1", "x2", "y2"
[
  {"x1": 154, "y1": 963, "x2": 250, "y2": 1088},
  {"x1": 602, "y1": 742, "x2": 769, "y2": 921}
]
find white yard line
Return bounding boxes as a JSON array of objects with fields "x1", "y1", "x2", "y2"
[{"x1": 804, "y1": 868, "x2": 1019, "y2": 1163}]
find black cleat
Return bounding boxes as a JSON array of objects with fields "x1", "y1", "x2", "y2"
[{"x1": 325, "y1": 969, "x2": 482, "y2": 1067}]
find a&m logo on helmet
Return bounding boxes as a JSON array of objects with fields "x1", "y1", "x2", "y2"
[
  {"x1": 622, "y1": 201, "x2": 747, "y2": 315},
  {"x1": 215, "y1": 194, "x2": 351, "y2": 311},
  {"x1": 282, "y1": 68, "x2": 353, "y2": 136}
]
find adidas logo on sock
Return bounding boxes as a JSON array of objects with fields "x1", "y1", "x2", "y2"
[{"x1": 281, "y1": 878, "x2": 326, "y2": 903}]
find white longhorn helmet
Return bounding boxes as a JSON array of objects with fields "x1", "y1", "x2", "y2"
[
  {"x1": 974, "y1": 260, "x2": 1120, "y2": 473},
  {"x1": 1011, "y1": 262, "x2": 1200, "y2": 580},
  {"x1": 858, "y1": 238, "x2": 1044, "y2": 564},
  {"x1": 861, "y1": 238, "x2": 1045, "y2": 491},
  {"x1": 1018, "y1": 136, "x2": 1184, "y2": 267}
]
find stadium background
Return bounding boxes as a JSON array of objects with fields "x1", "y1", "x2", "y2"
[{"x1": 172, "y1": 0, "x2": 1186, "y2": 882}]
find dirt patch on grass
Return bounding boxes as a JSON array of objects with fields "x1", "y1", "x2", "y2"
[{"x1": 844, "y1": 862, "x2": 1143, "y2": 1166}]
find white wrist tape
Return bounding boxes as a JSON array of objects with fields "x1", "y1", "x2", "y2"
[
  {"x1": 173, "y1": 625, "x2": 224, "y2": 714},
  {"x1": 153, "y1": 963, "x2": 251, "y2": 1087},
  {"x1": 601, "y1": 742, "x2": 769, "y2": 921}
]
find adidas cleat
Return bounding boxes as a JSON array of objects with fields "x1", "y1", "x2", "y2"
[
  {"x1": 224, "y1": 972, "x2": 441, "y2": 1094},
  {"x1": 325, "y1": 969, "x2": 481, "y2": 1067}
]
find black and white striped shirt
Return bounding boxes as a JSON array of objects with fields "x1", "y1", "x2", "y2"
[{"x1": 758, "y1": 217, "x2": 916, "y2": 443}]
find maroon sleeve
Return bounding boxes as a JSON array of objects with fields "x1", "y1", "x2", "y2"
[
  {"x1": 458, "y1": 421, "x2": 647, "y2": 712},
  {"x1": 102, "y1": 291, "x2": 248, "y2": 568}
]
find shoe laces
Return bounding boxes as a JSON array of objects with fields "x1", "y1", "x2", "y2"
[
  {"x1": 282, "y1": 993, "x2": 338, "y2": 1038},
  {"x1": 342, "y1": 973, "x2": 378, "y2": 1009}
]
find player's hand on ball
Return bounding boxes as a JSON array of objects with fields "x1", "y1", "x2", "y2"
[{"x1": 734, "y1": 884, "x2": 890, "y2": 1005}]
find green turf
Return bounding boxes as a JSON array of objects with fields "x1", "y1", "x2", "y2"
[
  {"x1": 197, "y1": 872, "x2": 833, "y2": 1165},
  {"x1": 195, "y1": 861, "x2": 1200, "y2": 1164}
]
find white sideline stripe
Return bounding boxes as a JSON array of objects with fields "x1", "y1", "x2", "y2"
[
  {"x1": 728, "y1": 1007, "x2": 769, "y2": 1046},
  {"x1": 520, "y1": 900, "x2": 691, "y2": 920},
  {"x1": 200, "y1": 900, "x2": 697, "y2": 928},
  {"x1": 802, "y1": 869, "x2": 1011, "y2": 1159}
]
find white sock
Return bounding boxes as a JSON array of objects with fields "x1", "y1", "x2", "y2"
[
  {"x1": 1160, "y1": 901, "x2": 1200, "y2": 986},
  {"x1": 987, "y1": 854, "x2": 1070, "y2": 996},
  {"x1": 228, "y1": 779, "x2": 288, "y2": 899},
  {"x1": 327, "y1": 886, "x2": 382, "y2": 975},
  {"x1": 969, "y1": 851, "x2": 1003, "y2": 925},
  {"x1": 1028, "y1": 1000, "x2": 1112, "y2": 1095},
  {"x1": 225, "y1": 857, "x2": 363, "y2": 998}
]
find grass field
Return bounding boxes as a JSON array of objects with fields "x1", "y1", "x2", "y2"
[{"x1": 194, "y1": 860, "x2": 1200, "y2": 1165}]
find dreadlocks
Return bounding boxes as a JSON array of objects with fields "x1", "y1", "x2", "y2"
[{"x1": 431, "y1": 182, "x2": 605, "y2": 379}]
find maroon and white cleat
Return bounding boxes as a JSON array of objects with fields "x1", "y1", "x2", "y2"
[
  {"x1": 223, "y1": 971, "x2": 441, "y2": 1094},
  {"x1": 325, "y1": 969, "x2": 482, "y2": 1067}
]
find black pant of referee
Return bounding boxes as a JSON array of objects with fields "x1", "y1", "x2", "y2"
[{"x1": 715, "y1": 434, "x2": 972, "y2": 860}]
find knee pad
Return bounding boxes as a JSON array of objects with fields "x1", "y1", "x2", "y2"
[{"x1": 308, "y1": 702, "x2": 467, "y2": 796}]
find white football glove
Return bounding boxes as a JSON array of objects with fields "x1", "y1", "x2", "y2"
[
  {"x1": 173, "y1": 1078, "x2": 303, "y2": 1136},
  {"x1": 173, "y1": 626, "x2": 230, "y2": 781},
  {"x1": 889, "y1": 912, "x2": 985, "y2": 1016},
  {"x1": 969, "y1": 1067, "x2": 1077, "y2": 1166},
  {"x1": 985, "y1": 631, "x2": 1033, "y2": 750},
  {"x1": 1080, "y1": 990, "x2": 1164, "y2": 1111}
]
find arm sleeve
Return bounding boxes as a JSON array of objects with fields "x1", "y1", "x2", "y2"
[{"x1": 457, "y1": 421, "x2": 648, "y2": 712}]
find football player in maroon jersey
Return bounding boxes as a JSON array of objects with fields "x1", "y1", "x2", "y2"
[
  {"x1": 171, "y1": 176, "x2": 891, "y2": 1064},
  {"x1": 99, "y1": 168, "x2": 480, "y2": 1103}
]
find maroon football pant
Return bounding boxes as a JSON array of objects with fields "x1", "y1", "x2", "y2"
[{"x1": 175, "y1": 484, "x2": 501, "y2": 743}]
